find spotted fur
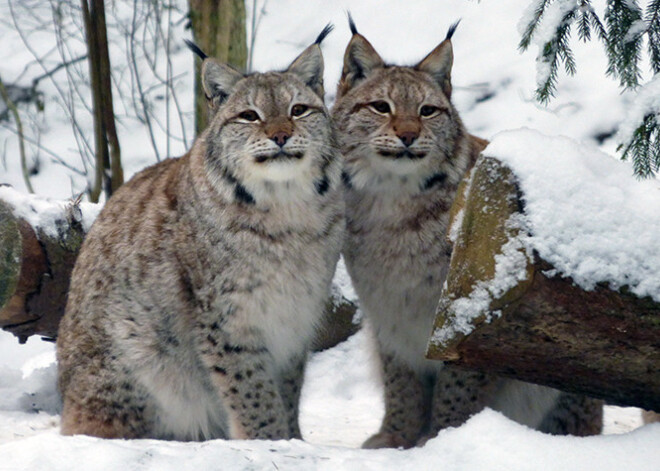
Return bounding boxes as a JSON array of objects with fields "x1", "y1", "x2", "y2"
[
  {"x1": 57, "y1": 30, "x2": 344, "y2": 441},
  {"x1": 332, "y1": 20, "x2": 602, "y2": 448}
]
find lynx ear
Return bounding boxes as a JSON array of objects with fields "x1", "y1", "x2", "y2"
[
  {"x1": 201, "y1": 59, "x2": 244, "y2": 109},
  {"x1": 415, "y1": 21, "x2": 459, "y2": 98},
  {"x1": 339, "y1": 15, "x2": 384, "y2": 93},
  {"x1": 185, "y1": 39, "x2": 244, "y2": 110},
  {"x1": 287, "y1": 24, "x2": 333, "y2": 98}
]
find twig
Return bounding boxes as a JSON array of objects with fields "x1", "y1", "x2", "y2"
[
  {"x1": 248, "y1": 0, "x2": 268, "y2": 72},
  {"x1": 0, "y1": 123, "x2": 86, "y2": 177},
  {"x1": 30, "y1": 54, "x2": 88, "y2": 89},
  {"x1": 8, "y1": 0, "x2": 95, "y2": 165},
  {"x1": 0, "y1": 74, "x2": 34, "y2": 193},
  {"x1": 129, "y1": 0, "x2": 161, "y2": 161}
]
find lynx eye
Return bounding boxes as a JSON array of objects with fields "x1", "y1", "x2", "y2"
[
  {"x1": 420, "y1": 105, "x2": 440, "y2": 117},
  {"x1": 238, "y1": 110, "x2": 259, "y2": 122},
  {"x1": 369, "y1": 101, "x2": 391, "y2": 114},
  {"x1": 291, "y1": 104, "x2": 309, "y2": 117}
]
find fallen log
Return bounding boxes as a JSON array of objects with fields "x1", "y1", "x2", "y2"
[
  {"x1": 0, "y1": 187, "x2": 87, "y2": 342},
  {"x1": 313, "y1": 285, "x2": 360, "y2": 352},
  {"x1": 426, "y1": 152, "x2": 660, "y2": 411},
  {"x1": 0, "y1": 186, "x2": 358, "y2": 349}
]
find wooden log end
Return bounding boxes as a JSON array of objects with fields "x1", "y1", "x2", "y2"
[
  {"x1": 312, "y1": 286, "x2": 360, "y2": 352},
  {"x1": 427, "y1": 156, "x2": 533, "y2": 359},
  {"x1": 0, "y1": 192, "x2": 85, "y2": 341},
  {"x1": 0, "y1": 201, "x2": 47, "y2": 332},
  {"x1": 0, "y1": 201, "x2": 22, "y2": 312}
]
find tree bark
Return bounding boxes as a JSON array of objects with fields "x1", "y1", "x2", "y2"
[
  {"x1": 81, "y1": 0, "x2": 123, "y2": 203},
  {"x1": 426, "y1": 156, "x2": 660, "y2": 411},
  {"x1": 188, "y1": 0, "x2": 247, "y2": 134},
  {"x1": 0, "y1": 193, "x2": 85, "y2": 343}
]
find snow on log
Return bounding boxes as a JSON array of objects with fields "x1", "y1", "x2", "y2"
[
  {"x1": 0, "y1": 185, "x2": 358, "y2": 348},
  {"x1": 426, "y1": 129, "x2": 660, "y2": 411}
]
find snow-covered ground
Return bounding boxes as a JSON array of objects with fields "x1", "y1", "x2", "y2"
[
  {"x1": 0, "y1": 327, "x2": 656, "y2": 471},
  {"x1": 1, "y1": 0, "x2": 659, "y2": 469}
]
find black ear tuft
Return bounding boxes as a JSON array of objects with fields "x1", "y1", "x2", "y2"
[
  {"x1": 184, "y1": 39, "x2": 208, "y2": 61},
  {"x1": 347, "y1": 12, "x2": 358, "y2": 35},
  {"x1": 286, "y1": 26, "x2": 329, "y2": 98},
  {"x1": 338, "y1": 27, "x2": 384, "y2": 94},
  {"x1": 446, "y1": 20, "x2": 461, "y2": 41},
  {"x1": 315, "y1": 23, "x2": 334, "y2": 45}
]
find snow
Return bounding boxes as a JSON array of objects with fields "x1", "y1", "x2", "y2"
[
  {"x1": 1, "y1": 412, "x2": 658, "y2": 471},
  {"x1": 433, "y1": 127, "x2": 660, "y2": 346},
  {"x1": 431, "y1": 214, "x2": 529, "y2": 347},
  {"x1": 616, "y1": 72, "x2": 660, "y2": 148},
  {"x1": 0, "y1": 329, "x2": 656, "y2": 471},
  {"x1": 0, "y1": 0, "x2": 658, "y2": 468},
  {"x1": 486, "y1": 128, "x2": 660, "y2": 301},
  {"x1": 0, "y1": 186, "x2": 101, "y2": 236}
]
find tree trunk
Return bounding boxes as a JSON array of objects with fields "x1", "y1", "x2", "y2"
[
  {"x1": 188, "y1": 0, "x2": 247, "y2": 134},
  {"x1": 81, "y1": 0, "x2": 123, "y2": 203},
  {"x1": 426, "y1": 156, "x2": 660, "y2": 411}
]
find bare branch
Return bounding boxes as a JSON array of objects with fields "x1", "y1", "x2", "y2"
[{"x1": 0, "y1": 75, "x2": 34, "y2": 193}]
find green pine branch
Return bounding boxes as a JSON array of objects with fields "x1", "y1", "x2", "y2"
[
  {"x1": 604, "y1": 0, "x2": 643, "y2": 89},
  {"x1": 647, "y1": 0, "x2": 660, "y2": 74},
  {"x1": 520, "y1": 0, "x2": 660, "y2": 177},
  {"x1": 519, "y1": 0, "x2": 552, "y2": 51},
  {"x1": 619, "y1": 114, "x2": 660, "y2": 178},
  {"x1": 534, "y1": 7, "x2": 579, "y2": 103}
]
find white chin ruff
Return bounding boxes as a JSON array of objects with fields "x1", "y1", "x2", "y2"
[
  {"x1": 376, "y1": 154, "x2": 426, "y2": 176},
  {"x1": 250, "y1": 157, "x2": 309, "y2": 182}
]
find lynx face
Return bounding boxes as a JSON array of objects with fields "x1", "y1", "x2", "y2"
[
  {"x1": 332, "y1": 25, "x2": 467, "y2": 194},
  {"x1": 209, "y1": 75, "x2": 332, "y2": 184},
  {"x1": 200, "y1": 45, "x2": 335, "y2": 201}
]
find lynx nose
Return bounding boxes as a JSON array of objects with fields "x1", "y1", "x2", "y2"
[
  {"x1": 397, "y1": 131, "x2": 418, "y2": 147},
  {"x1": 270, "y1": 131, "x2": 290, "y2": 148}
]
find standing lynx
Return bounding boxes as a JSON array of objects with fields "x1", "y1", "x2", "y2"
[
  {"x1": 57, "y1": 26, "x2": 344, "y2": 441},
  {"x1": 332, "y1": 19, "x2": 602, "y2": 448}
]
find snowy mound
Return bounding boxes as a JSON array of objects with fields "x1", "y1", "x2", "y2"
[
  {"x1": 487, "y1": 129, "x2": 660, "y2": 301},
  {"x1": 0, "y1": 330, "x2": 655, "y2": 471}
]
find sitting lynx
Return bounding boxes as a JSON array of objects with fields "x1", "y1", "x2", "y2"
[
  {"x1": 332, "y1": 19, "x2": 602, "y2": 448},
  {"x1": 56, "y1": 26, "x2": 344, "y2": 441}
]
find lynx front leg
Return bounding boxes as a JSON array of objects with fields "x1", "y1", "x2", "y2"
[
  {"x1": 363, "y1": 353, "x2": 431, "y2": 449},
  {"x1": 277, "y1": 355, "x2": 306, "y2": 439},
  {"x1": 538, "y1": 392, "x2": 603, "y2": 436},
  {"x1": 426, "y1": 365, "x2": 496, "y2": 441},
  {"x1": 203, "y1": 338, "x2": 290, "y2": 440}
]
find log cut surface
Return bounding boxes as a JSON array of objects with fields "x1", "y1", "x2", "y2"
[{"x1": 0, "y1": 190, "x2": 86, "y2": 342}]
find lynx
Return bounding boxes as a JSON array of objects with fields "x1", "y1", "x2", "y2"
[
  {"x1": 56, "y1": 26, "x2": 344, "y2": 441},
  {"x1": 332, "y1": 19, "x2": 603, "y2": 448}
]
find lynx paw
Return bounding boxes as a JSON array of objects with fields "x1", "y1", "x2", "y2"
[{"x1": 362, "y1": 432, "x2": 415, "y2": 449}]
